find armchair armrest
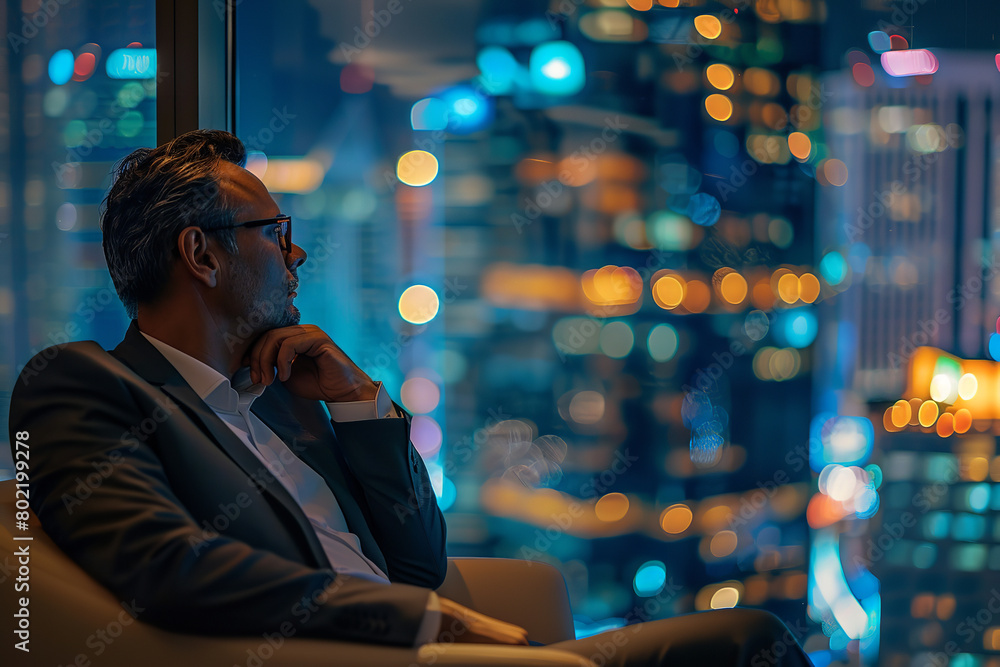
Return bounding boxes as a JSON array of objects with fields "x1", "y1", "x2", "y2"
[{"x1": 436, "y1": 557, "x2": 576, "y2": 645}]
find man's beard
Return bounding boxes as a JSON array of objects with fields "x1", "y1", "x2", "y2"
[{"x1": 230, "y1": 260, "x2": 300, "y2": 336}]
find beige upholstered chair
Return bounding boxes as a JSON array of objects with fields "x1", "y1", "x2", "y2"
[{"x1": 0, "y1": 479, "x2": 594, "y2": 666}]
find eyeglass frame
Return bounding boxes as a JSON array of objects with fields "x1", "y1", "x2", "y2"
[{"x1": 208, "y1": 214, "x2": 292, "y2": 253}]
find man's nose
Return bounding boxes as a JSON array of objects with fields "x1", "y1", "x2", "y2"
[{"x1": 286, "y1": 243, "x2": 307, "y2": 271}]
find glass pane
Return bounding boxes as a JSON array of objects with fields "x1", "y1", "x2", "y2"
[{"x1": 0, "y1": 2, "x2": 156, "y2": 475}]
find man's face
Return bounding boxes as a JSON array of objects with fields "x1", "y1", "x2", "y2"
[{"x1": 215, "y1": 161, "x2": 307, "y2": 335}]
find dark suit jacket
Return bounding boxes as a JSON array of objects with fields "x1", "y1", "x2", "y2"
[{"x1": 8, "y1": 320, "x2": 448, "y2": 646}]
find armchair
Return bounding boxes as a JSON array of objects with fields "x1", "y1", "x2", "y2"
[{"x1": 0, "y1": 479, "x2": 593, "y2": 666}]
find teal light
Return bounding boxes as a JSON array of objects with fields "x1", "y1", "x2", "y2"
[
  {"x1": 820, "y1": 251, "x2": 847, "y2": 285},
  {"x1": 633, "y1": 561, "x2": 667, "y2": 597},
  {"x1": 106, "y1": 48, "x2": 156, "y2": 79},
  {"x1": 647, "y1": 324, "x2": 679, "y2": 362},
  {"x1": 410, "y1": 97, "x2": 448, "y2": 131},
  {"x1": 435, "y1": 475, "x2": 457, "y2": 512},
  {"x1": 48, "y1": 49, "x2": 74, "y2": 85},
  {"x1": 529, "y1": 41, "x2": 585, "y2": 96},
  {"x1": 476, "y1": 46, "x2": 518, "y2": 94},
  {"x1": 912, "y1": 543, "x2": 936, "y2": 569},
  {"x1": 967, "y1": 484, "x2": 990, "y2": 513}
]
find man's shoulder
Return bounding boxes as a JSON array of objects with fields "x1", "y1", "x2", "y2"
[{"x1": 13, "y1": 339, "x2": 131, "y2": 396}]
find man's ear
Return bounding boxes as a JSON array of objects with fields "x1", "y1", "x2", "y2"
[{"x1": 176, "y1": 225, "x2": 220, "y2": 288}]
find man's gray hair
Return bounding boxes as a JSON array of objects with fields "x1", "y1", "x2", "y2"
[{"x1": 100, "y1": 129, "x2": 247, "y2": 319}]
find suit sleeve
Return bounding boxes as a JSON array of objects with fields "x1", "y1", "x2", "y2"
[
  {"x1": 329, "y1": 401, "x2": 448, "y2": 590},
  {"x1": 8, "y1": 344, "x2": 432, "y2": 645}
]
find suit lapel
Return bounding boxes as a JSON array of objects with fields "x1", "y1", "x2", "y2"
[
  {"x1": 250, "y1": 383, "x2": 388, "y2": 575},
  {"x1": 109, "y1": 321, "x2": 331, "y2": 569}
]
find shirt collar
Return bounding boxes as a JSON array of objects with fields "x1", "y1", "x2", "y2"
[{"x1": 139, "y1": 331, "x2": 266, "y2": 414}]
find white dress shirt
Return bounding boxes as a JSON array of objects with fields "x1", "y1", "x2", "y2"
[{"x1": 139, "y1": 331, "x2": 440, "y2": 645}]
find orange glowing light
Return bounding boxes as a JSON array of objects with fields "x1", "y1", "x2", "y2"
[
  {"x1": 626, "y1": 0, "x2": 653, "y2": 9},
  {"x1": 936, "y1": 412, "x2": 954, "y2": 438},
  {"x1": 777, "y1": 273, "x2": 800, "y2": 303},
  {"x1": 683, "y1": 280, "x2": 712, "y2": 313},
  {"x1": 823, "y1": 159, "x2": 849, "y2": 186},
  {"x1": 706, "y1": 63, "x2": 735, "y2": 90},
  {"x1": 653, "y1": 275, "x2": 686, "y2": 309},
  {"x1": 799, "y1": 273, "x2": 821, "y2": 303},
  {"x1": 917, "y1": 400, "x2": 939, "y2": 428},
  {"x1": 787, "y1": 132, "x2": 811, "y2": 161},
  {"x1": 890, "y1": 399, "x2": 912, "y2": 429},
  {"x1": 954, "y1": 409, "x2": 972, "y2": 434},
  {"x1": 719, "y1": 272, "x2": 748, "y2": 304},
  {"x1": 660, "y1": 504, "x2": 693, "y2": 534},
  {"x1": 694, "y1": 15, "x2": 722, "y2": 39},
  {"x1": 705, "y1": 94, "x2": 734, "y2": 122},
  {"x1": 595, "y1": 493, "x2": 630, "y2": 522}
]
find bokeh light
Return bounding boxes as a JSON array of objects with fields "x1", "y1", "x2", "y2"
[
  {"x1": 660, "y1": 504, "x2": 693, "y2": 534},
  {"x1": 694, "y1": 15, "x2": 722, "y2": 39},
  {"x1": 396, "y1": 150, "x2": 439, "y2": 187},
  {"x1": 401, "y1": 376, "x2": 441, "y2": 414},
  {"x1": 647, "y1": 324, "x2": 679, "y2": 362},
  {"x1": 398, "y1": 284, "x2": 440, "y2": 324},
  {"x1": 705, "y1": 94, "x2": 734, "y2": 121},
  {"x1": 706, "y1": 63, "x2": 735, "y2": 90},
  {"x1": 595, "y1": 492, "x2": 630, "y2": 521}
]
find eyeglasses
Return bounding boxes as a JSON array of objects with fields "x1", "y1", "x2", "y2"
[{"x1": 211, "y1": 214, "x2": 292, "y2": 253}]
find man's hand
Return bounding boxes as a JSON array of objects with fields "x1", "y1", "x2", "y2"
[
  {"x1": 244, "y1": 325, "x2": 378, "y2": 402},
  {"x1": 437, "y1": 597, "x2": 530, "y2": 645}
]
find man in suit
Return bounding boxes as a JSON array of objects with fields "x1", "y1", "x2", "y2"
[{"x1": 10, "y1": 129, "x2": 813, "y2": 665}]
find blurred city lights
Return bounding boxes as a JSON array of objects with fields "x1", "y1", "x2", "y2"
[
  {"x1": 410, "y1": 97, "x2": 449, "y2": 131},
  {"x1": 398, "y1": 284, "x2": 440, "y2": 324},
  {"x1": 598, "y1": 321, "x2": 635, "y2": 358},
  {"x1": 694, "y1": 15, "x2": 722, "y2": 39},
  {"x1": 105, "y1": 48, "x2": 156, "y2": 79},
  {"x1": 633, "y1": 561, "x2": 667, "y2": 597},
  {"x1": 401, "y1": 376, "x2": 441, "y2": 414},
  {"x1": 476, "y1": 46, "x2": 519, "y2": 94},
  {"x1": 867, "y1": 31, "x2": 891, "y2": 53},
  {"x1": 706, "y1": 63, "x2": 735, "y2": 90},
  {"x1": 396, "y1": 150, "x2": 439, "y2": 187},
  {"x1": 659, "y1": 504, "x2": 693, "y2": 534},
  {"x1": 410, "y1": 415, "x2": 443, "y2": 457},
  {"x1": 820, "y1": 252, "x2": 847, "y2": 285},
  {"x1": 595, "y1": 493, "x2": 630, "y2": 522},
  {"x1": 439, "y1": 85, "x2": 493, "y2": 134},
  {"x1": 783, "y1": 310, "x2": 818, "y2": 348},
  {"x1": 881, "y1": 49, "x2": 939, "y2": 77},
  {"x1": 788, "y1": 132, "x2": 812, "y2": 161},
  {"x1": 705, "y1": 94, "x2": 734, "y2": 121},
  {"x1": 529, "y1": 41, "x2": 585, "y2": 96},
  {"x1": 710, "y1": 587, "x2": 740, "y2": 609},
  {"x1": 647, "y1": 324, "x2": 679, "y2": 362},
  {"x1": 569, "y1": 391, "x2": 605, "y2": 424},
  {"x1": 48, "y1": 49, "x2": 74, "y2": 85}
]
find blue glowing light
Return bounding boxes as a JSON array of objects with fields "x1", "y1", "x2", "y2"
[
  {"x1": 854, "y1": 489, "x2": 879, "y2": 519},
  {"x1": 989, "y1": 333, "x2": 1000, "y2": 361},
  {"x1": 809, "y1": 413, "x2": 874, "y2": 472},
  {"x1": 782, "y1": 310, "x2": 818, "y2": 348},
  {"x1": 686, "y1": 192, "x2": 721, "y2": 226},
  {"x1": 529, "y1": 41, "x2": 585, "y2": 96},
  {"x1": 968, "y1": 484, "x2": 990, "y2": 513},
  {"x1": 820, "y1": 251, "x2": 848, "y2": 285},
  {"x1": 867, "y1": 31, "x2": 891, "y2": 54},
  {"x1": 48, "y1": 49, "x2": 74, "y2": 85},
  {"x1": 410, "y1": 97, "x2": 449, "y2": 131},
  {"x1": 476, "y1": 46, "x2": 519, "y2": 95},
  {"x1": 105, "y1": 48, "x2": 156, "y2": 79},
  {"x1": 438, "y1": 85, "x2": 493, "y2": 135},
  {"x1": 633, "y1": 561, "x2": 667, "y2": 597},
  {"x1": 435, "y1": 475, "x2": 457, "y2": 512}
]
